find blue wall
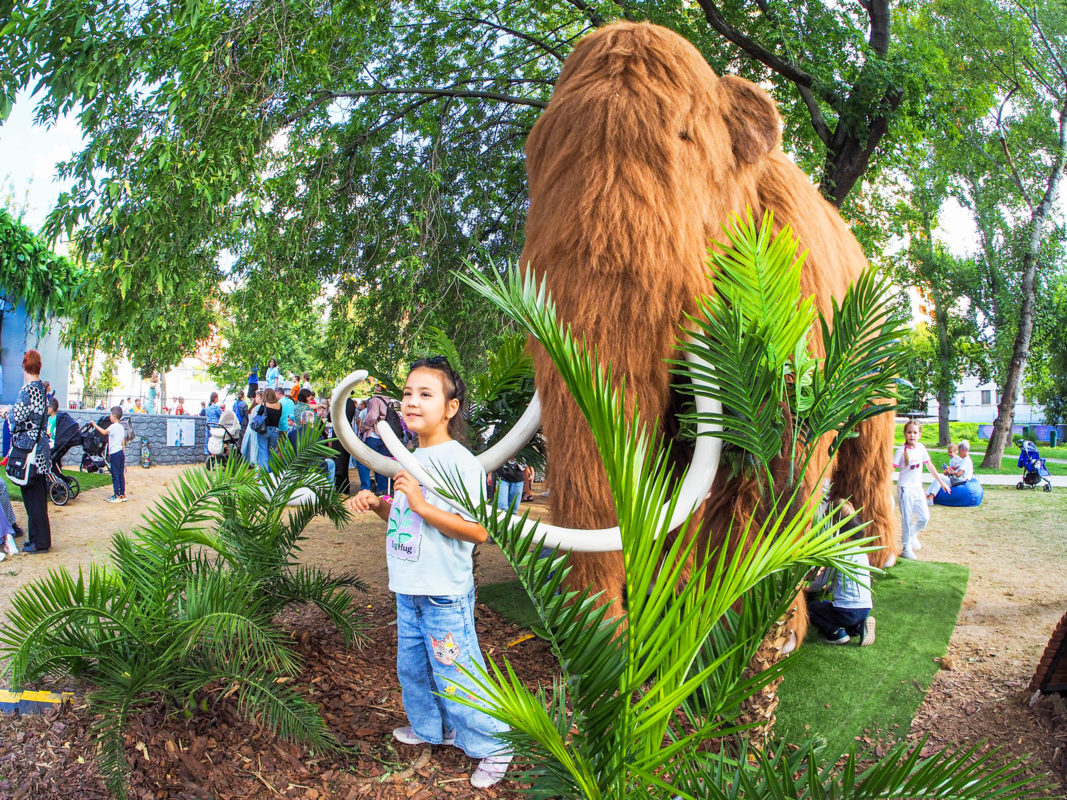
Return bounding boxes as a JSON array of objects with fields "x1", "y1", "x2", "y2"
[{"x1": 0, "y1": 301, "x2": 70, "y2": 407}]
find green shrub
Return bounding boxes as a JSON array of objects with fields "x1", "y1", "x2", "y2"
[{"x1": 0, "y1": 431, "x2": 366, "y2": 798}]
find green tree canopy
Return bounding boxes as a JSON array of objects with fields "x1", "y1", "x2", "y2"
[
  {"x1": 0, "y1": 0, "x2": 986, "y2": 377},
  {"x1": 0, "y1": 206, "x2": 81, "y2": 321}
]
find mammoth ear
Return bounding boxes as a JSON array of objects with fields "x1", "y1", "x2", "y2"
[{"x1": 719, "y1": 75, "x2": 781, "y2": 164}]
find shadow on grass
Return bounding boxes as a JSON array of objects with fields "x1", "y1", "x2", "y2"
[{"x1": 478, "y1": 559, "x2": 968, "y2": 755}]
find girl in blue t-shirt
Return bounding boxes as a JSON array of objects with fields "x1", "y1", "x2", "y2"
[{"x1": 346, "y1": 357, "x2": 511, "y2": 789}]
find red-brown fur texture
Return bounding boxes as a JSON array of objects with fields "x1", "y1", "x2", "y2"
[{"x1": 520, "y1": 22, "x2": 897, "y2": 628}]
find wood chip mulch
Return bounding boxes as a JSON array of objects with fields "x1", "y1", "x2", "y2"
[{"x1": 0, "y1": 592, "x2": 559, "y2": 800}]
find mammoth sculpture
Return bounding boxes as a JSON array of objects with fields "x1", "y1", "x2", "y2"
[{"x1": 334, "y1": 21, "x2": 896, "y2": 645}]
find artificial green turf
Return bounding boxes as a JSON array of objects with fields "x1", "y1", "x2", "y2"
[
  {"x1": 774, "y1": 559, "x2": 968, "y2": 754},
  {"x1": 479, "y1": 559, "x2": 968, "y2": 755},
  {"x1": 479, "y1": 579, "x2": 543, "y2": 633},
  {"x1": 3, "y1": 470, "x2": 114, "y2": 502}
]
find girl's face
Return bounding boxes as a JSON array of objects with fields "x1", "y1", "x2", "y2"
[
  {"x1": 402, "y1": 367, "x2": 458, "y2": 441},
  {"x1": 904, "y1": 424, "x2": 921, "y2": 445}
]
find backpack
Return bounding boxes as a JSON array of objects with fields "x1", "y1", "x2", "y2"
[{"x1": 384, "y1": 403, "x2": 405, "y2": 441}]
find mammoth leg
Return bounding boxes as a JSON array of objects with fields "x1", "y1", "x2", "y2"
[{"x1": 831, "y1": 412, "x2": 898, "y2": 568}]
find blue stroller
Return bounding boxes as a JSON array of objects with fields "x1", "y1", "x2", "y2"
[{"x1": 1016, "y1": 440, "x2": 1052, "y2": 492}]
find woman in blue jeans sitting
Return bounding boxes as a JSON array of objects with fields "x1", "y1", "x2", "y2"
[{"x1": 255, "y1": 388, "x2": 283, "y2": 470}]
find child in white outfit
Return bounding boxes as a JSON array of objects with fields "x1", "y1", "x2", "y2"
[
  {"x1": 894, "y1": 420, "x2": 949, "y2": 559},
  {"x1": 926, "y1": 442, "x2": 960, "y2": 503}
]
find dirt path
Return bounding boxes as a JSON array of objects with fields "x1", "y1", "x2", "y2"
[
  {"x1": 902, "y1": 486, "x2": 1067, "y2": 786},
  {"x1": 2, "y1": 467, "x2": 1065, "y2": 794}
]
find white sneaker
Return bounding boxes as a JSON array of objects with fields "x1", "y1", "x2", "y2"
[
  {"x1": 859, "y1": 616, "x2": 876, "y2": 647},
  {"x1": 470, "y1": 754, "x2": 512, "y2": 788},
  {"x1": 392, "y1": 726, "x2": 455, "y2": 746},
  {"x1": 912, "y1": 538, "x2": 922, "y2": 551},
  {"x1": 2, "y1": 533, "x2": 17, "y2": 556},
  {"x1": 900, "y1": 548, "x2": 918, "y2": 560}
]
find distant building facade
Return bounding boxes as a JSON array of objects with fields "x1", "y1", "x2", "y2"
[{"x1": 926, "y1": 375, "x2": 1047, "y2": 424}]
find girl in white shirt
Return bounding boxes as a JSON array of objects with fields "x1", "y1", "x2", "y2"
[{"x1": 893, "y1": 420, "x2": 950, "y2": 559}]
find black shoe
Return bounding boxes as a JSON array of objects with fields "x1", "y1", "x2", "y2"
[
  {"x1": 22, "y1": 543, "x2": 49, "y2": 554},
  {"x1": 11, "y1": 524, "x2": 24, "y2": 539}
]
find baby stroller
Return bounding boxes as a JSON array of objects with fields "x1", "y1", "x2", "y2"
[
  {"x1": 206, "y1": 409, "x2": 242, "y2": 470},
  {"x1": 1016, "y1": 440, "x2": 1053, "y2": 492},
  {"x1": 47, "y1": 411, "x2": 84, "y2": 506},
  {"x1": 79, "y1": 416, "x2": 111, "y2": 476}
]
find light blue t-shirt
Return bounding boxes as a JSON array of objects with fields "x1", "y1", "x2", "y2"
[
  {"x1": 386, "y1": 439, "x2": 486, "y2": 597},
  {"x1": 828, "y1": 552, "x2": 873, "y2": 610},
  {"x1": 278, "y1": 396, "x2": 295, "y2": 432},
  {"x1": 265, "y1": 366, "x2": 281, "y2": 390}
]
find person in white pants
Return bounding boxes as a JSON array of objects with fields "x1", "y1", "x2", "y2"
[{"x1": 893, "y1": 420, "x2": 951, "y2": 559}]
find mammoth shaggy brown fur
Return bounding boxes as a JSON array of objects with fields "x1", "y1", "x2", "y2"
[{"x1": 520, "y1": 21, "x2": 896, "y2": 637}]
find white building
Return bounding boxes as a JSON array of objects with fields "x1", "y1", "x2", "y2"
[{"x1": 926, "y1": 375, "x2": 1047, "y2": 424}]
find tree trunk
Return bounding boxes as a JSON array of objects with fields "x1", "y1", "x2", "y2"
[
  {"x1": 983, "y1": 102, "x2": 1067, "y2": 468},
  {"x1": 983, "y1": 250, "x2": 1037, "y2": 468},
  {"x1": 934, "y1": 292, "x2": 954, "y2": 446},
  {"x1": 161, "y1": 373, "x2": 168, "y2": 413}
]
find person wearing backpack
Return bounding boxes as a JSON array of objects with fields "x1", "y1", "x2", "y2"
[
  {"x1": 92, "y1": 405, "x2": 128, "y2": 504},
  {"x1": 360, "y1": 389, "x2": 396, "y2": 495}
]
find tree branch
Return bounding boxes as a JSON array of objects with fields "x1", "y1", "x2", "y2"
[
  {"x1": 324, "y1": 87, "x2": 547, "y2": 110},
  {"x1": 798, "y1": 85, "x2": 832, "y2": 145},
  {"x1": 995, "y1": 87, "x2": 1036, "y2": 211},
  {"x1": 866, "y1": 0, "x2": 891, "y2": 56},
  {"x1": 458, "y1": 17, "x2": 566, "y2": 62},
  {"x1": 696, "y1": 0, "x2": 840, "y2": 107},
  {"x1": 563, "y1": 0, "x2": 607, "y2": 28}
]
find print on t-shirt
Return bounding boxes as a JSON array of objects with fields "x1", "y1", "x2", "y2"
[{"x1": 387, "y1": 491, "x2": 424, "y2": 562}]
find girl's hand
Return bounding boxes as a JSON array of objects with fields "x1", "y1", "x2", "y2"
[
  {"x1": 345, "y1": 490, "x2": 380, "y2": 514},
  {"x1": 393, "y1": 470, "x2": 425, "y2": 512}
]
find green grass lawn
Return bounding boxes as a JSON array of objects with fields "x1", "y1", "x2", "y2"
[
  {"x1": 773, "y1": 560, "x2": 968, "y2": 753},
  {"x1": 894, "y1": 422, "x2": 1067, "y2": 459},
  {"x1": 3, "y1": 470, "x2": 114, "y2": 502},
  {"x1": 479, "y1": 558, "x2": 967, "y2": 755}
]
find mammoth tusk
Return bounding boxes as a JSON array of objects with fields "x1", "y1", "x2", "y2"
[
  {"x1": 374, "y1": 345, "x2": 722, "y2": 553},
  {"x1": 330, "y1": 369, "x2": 401, "y2": 478},
  {"x1": 476, "y1": 393, "x2": 542, "y2": 473}
]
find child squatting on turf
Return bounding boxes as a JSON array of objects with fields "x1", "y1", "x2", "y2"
[
  {"x1": 345, "y1": 356, "x2": 511, "y2": 789},
  {"x1": 893, "y1": 419, "x2": 950, "y2": 559},
  {"x1": 806, "y1": 501, "x2": 876, "y2": 646}
]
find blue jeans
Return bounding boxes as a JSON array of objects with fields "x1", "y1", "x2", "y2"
[
  {"x1": 395, "y1": 590, "x2": 510, "y2": 758},
  {"x1": 323, "y1": 458, "x2": 336, "y2": 485},
  {"x1": 109, "y1": 450, "x2": 126, "y2": 496},
  {"x1": 808, "y1": 600, "x2": 869, "y2": 639},
  {"x1": 257, "y1": 427, "x2": 279, "y2": 470},
  {"x1": 496, "y1": 480, "x2": 524, "y2": 514}
]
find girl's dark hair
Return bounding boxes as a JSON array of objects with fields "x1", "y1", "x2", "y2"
[
  {"x1": 297, "y1": 388, "x2": 313, "y2": 403},
  {"x1": 409, "y1": 356, "x2": 468, "y2": 442}
]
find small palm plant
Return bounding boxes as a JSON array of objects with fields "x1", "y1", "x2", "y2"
[
  {"x1": 430, "y1": 217, "x2": 1044, "y2": 798},
  {"x1": 0, "y1": 433, "x2": 365, "y2": 798}
]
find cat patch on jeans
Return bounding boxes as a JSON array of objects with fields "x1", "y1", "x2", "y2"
[
  {"x1": 387, "y1": 490, "x2": 424, "y2": 562},
  {"x1": 431, "y1": 632, "x2": 461, "y2": 665}
]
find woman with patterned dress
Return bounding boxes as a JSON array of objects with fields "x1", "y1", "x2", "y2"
[{"x1": 10, "y1": 350, "x2": 52, "y2": 553}]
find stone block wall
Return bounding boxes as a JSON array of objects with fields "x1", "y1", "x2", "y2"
[{"x1": 57, "y1": 411, "x2": 209, "y2": 468}]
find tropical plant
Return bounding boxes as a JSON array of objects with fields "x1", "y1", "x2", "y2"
[
  {"x1": 0, "y1": 436, "x2": 366, "y2": 798},
  {"x1": 678, "y1": 210, "x2": 910, "y2": 505},
  {"x1": 427, "y1": 222, "x2": 1044, "y2": 798}
]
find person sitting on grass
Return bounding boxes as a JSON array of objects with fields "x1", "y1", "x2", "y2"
[
  {"x1": 806, "y1": 500, "x2": 876, "y2": 647},
  {"x1": 927, "y1": 442, "x2": 960, "y2": 503}
]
